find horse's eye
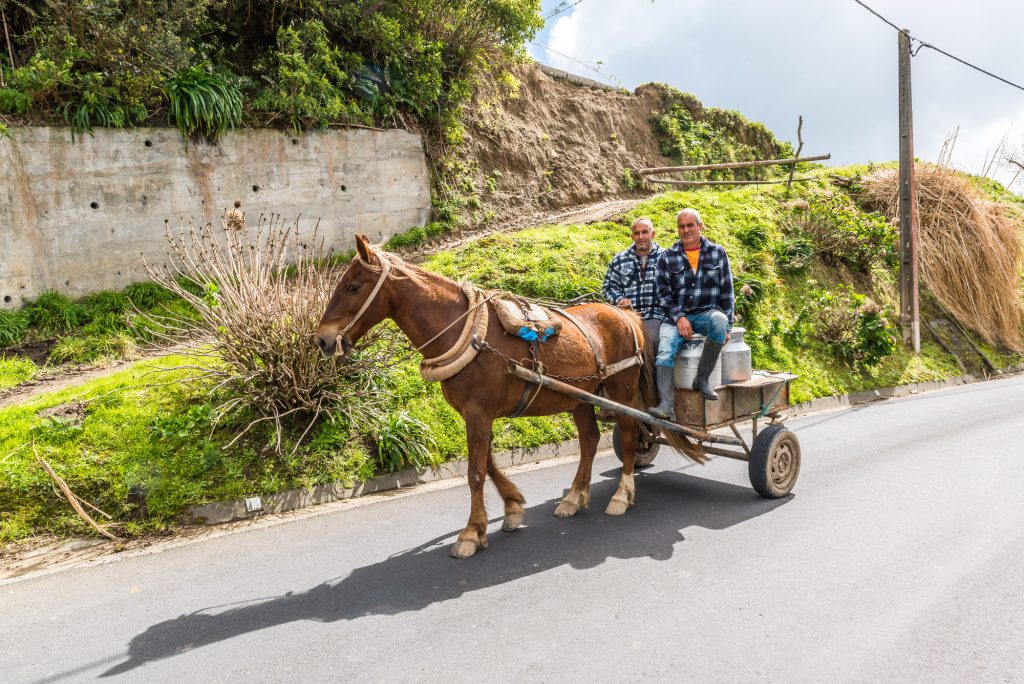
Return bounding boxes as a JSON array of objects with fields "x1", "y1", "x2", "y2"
[{"x1": 346, "y1": 283, "x2": 361, "y2": 294}]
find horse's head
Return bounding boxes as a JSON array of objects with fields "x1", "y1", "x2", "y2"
[{"x1": 315, "y1": 234, "x2": 394, "y2": 358}]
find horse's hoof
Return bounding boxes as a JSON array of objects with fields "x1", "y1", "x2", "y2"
[
  {"x1": 604, "y1": 498, "x2": 629, "y2": 516},
  {"x1": 553, "y1": 501, "x2": 580, "y2": 517},
  {"x1": 502, "y1": 512, "x2": 524, "y2": 532},
  {"x1": 450, "y1": 539, "x2": 480, "y2": 558}
]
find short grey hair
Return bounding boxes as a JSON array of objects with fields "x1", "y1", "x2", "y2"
[
  {"x1": 676, "y1": 208, "x2": 702, "y2": 225},
  {"x1": 631, "y1": 217, "x2": 654, "y2": 231}
]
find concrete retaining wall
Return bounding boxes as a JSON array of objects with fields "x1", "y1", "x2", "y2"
[{"x1": 0, "y1": 126, "x2": 432, "y2": 308}]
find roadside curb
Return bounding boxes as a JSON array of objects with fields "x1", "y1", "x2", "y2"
[
  {"x1": 790, "y1": 364, "x2": 1022, "y2": 416},
  {"x1": 184, "y1": 434, "x2": 613, "y2": 525},
  {"x1": 185, "y1": 363, "x2": 1024, "y2": 526}
]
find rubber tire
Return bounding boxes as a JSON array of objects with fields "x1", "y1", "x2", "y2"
[
  {"x1": 612, "y1": 423, "x2": 661, "y2": 468},
  {"x1": 748, "y1": 425, "x2": 800, "y2": 498}
]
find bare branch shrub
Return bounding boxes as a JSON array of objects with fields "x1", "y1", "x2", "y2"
[{"x1": 143, "y1": 214, "x2": 404, "y2": 453}]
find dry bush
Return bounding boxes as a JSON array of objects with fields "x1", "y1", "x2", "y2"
[
  {"x1": 860, "y1": 164, "x2": 1024, "y2": 350},
  {"x1": 143, "y1": 214, "x2": 404, "y2": 453}
]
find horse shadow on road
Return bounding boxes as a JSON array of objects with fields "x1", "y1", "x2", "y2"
[{"x1": 102, "y1": 468, "x2": 790, "y2": 677}]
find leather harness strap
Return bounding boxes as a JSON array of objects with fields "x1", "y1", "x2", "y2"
[
  {"x1": 507, "y1": 363, "x2": 545, "y2": 418},
  {"x1": 602, "y1": 305, "x2": 645, "y2": 376},
  {"x1": 552, "y1": 307, "x2": 606, "y2": 377},
  {"x1": 551, "y1": 305, "x2": 644, "y2": 381}
]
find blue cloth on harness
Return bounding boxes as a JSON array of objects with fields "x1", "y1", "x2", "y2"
[{"x1": 516, "y1": 325, "x2": 558, "y2": 343}]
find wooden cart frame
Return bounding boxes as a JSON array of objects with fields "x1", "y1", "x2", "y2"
[{"x1": 509, "y1": 365, "x2": 802, "y2": 498}]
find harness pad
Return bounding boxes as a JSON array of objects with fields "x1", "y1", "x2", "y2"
[{"x1": 492, "y1": 296, "x2": 563, "y2": 343}]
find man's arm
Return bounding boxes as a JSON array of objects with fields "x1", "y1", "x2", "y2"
[
  {"x1": 719, "y1": 249, "x2": 735, "y2": 327},
  {"x1": 602, "y1": 256, "x2": 627, "y2": 305},
  {"x1": 656, "y1": 252, "x2": 685, "y2": 322}
]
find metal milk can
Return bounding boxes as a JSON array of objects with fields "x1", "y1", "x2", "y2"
[
  {"x1": 721, "y1": 326, "x2": 752, "y2": 384},
  {"x1": 673, "y1": 334, "x2": 722, "y2": 389}
]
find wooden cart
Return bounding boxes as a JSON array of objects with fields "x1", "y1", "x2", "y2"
[{"x1": 508, "y1": 365, "x2": 801, "y2": 498}]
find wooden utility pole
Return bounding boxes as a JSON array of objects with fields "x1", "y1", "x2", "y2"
[{"x1": 898, "y1": 29, "x2": 920, "y2": 353}]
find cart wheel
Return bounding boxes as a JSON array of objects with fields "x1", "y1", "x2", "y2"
[
  {"x1": 748, "y1": 425, "x2": 800, "y2": 498},
  {"x1": 612, "y1": 423, "x2": 661, "y2": 468}
]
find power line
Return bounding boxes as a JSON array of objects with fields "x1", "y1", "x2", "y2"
[
  {"x1": 851, "y1": 0, "x2": 902, "y2": 32},
  {"x1": 527, "y1": 40, "x2": 618, "y2": 87},
  {"x1": 852, "y1": 0, "x2": 1024, "y2": 93},
  {"x1": 914, "y1": 41, "x2": 1024, "y2": 94},
  {"x1": 544, "y1": 0, "x2": 586, "y2": 21}
]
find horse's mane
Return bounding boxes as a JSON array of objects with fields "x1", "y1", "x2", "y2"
[{"x1": 349, "y1": 249, "x2": 438, "y2": 289}]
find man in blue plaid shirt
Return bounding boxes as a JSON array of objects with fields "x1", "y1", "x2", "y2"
[
  {"x1": 602, "y1": 217, "x2": 667, "y2": 360},
  {"x1": 649, "y1": 208, "x2": 735, "y2": 414}
]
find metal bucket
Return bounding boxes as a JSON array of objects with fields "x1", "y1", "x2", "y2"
[
  {"x1": 673, "y1": 334, "x2": 722, "y2": 390},
  {"x1": 721, "y1": 326, "x2": 752, "y2": 384}
]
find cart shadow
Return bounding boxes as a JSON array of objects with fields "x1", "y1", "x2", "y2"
[{"x1": 101, "y1": 469, "x2": 790, "y2": 677}]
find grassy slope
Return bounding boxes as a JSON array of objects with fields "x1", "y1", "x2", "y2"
[{"x1": 2, "y1": 176, "x2": 1021, "y2": 542}]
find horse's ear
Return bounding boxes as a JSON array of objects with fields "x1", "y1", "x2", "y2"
[{"x1": 355, "y1": 234, "x2": 376, "y2": 264}]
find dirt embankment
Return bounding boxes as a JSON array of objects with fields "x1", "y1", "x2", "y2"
[
  {"x1": 466, "y1": 64, "x2": 667, "y2": 218},
  {"x1": 464, "y1": 62, "x2": 784, "y2": 223}
]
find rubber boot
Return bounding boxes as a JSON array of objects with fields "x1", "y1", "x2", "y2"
[
  {"x1": 649, "y1": 365, "x2": 676, "y2": 419},
  {"x1": 692, "y1": 339, "x2": 724, "y2": 401}
]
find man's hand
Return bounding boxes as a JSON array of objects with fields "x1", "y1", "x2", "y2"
[
  {"x1": 726, "y1": 330, "x2": 731, "y2": 343},
  {"x1": 676, "y1": 317, "x2": 693, "y2": 339},
  {"x1": 617, "y1": 298, "x2": 633, "y2": 309}
]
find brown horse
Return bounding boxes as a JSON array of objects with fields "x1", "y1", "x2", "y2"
[{"x1": 316, "y1": 235, "x2": 701, "y2": 558}]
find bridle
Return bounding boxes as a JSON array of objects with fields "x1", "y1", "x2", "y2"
[{"x1": 332, "y1": 254, "x2": 392, "y2": 356}]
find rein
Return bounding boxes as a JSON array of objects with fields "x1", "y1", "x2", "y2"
[{"x1": 333, "y1": 255, "x2": 392, "y2": 356}]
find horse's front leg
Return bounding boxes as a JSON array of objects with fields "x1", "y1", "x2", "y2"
[
  {"x1": 554, "y1": 404, "x2": 598, "y2": 517},
  {"x1": 488, "y1": 457, "x2": 526, "y2": 532},
  {"x1": 605, "y1": 415, "x2": 638, "y2": 516},
  {"x1": 451, "y1": 417, "x2": 493, "y2": 558}
]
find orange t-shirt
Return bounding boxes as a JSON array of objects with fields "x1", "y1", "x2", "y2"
[{"x1": 685, "y1": 248, "x2": 700, "y2": 272}]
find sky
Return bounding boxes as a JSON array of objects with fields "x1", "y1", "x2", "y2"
[{"x1": 528, "y1": 0, "x2": 1024, "y2": 191}]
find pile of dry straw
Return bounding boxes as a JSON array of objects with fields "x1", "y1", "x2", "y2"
[{"x1": 860, "y1": 164, "x2": 1024, "y2": 351}]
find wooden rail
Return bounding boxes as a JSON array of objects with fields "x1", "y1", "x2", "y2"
[
  {"x1": 646, "y1": 177, "x2": 817, "y2": 187},
  {"x1": 637, "y1": 153, "x2": 831, "y2": 175}
]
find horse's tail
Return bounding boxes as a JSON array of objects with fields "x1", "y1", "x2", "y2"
[{"x1": 633, "y1": 316, "x2": 707, "y2": 465}]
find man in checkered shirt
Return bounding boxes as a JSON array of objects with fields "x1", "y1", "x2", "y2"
[
  {"x1": 602, "y1": 217, "x2": 666, "y2": 360},
  {"x1": 649, "y1": 208, "x2": 735, "y2": 415}
]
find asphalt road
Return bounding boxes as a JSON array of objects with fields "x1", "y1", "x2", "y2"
[{"x1": 3, "y1": 374, "x2": 1023, "y2": 683}]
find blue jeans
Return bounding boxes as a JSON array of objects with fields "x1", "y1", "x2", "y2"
[{"x1": 655, "y1": 310, "x2": 729, "y2": 367}]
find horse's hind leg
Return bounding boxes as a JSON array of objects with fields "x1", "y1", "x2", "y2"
[
  {"x1": 606, "y1": 415, "x2": 637, "y2": 516},
  {"x1": 488, "y1": 457, "x2": 526, "y2": 532},
  {"x1": 554, "y1": 404, "x2": 599, "y2": 517},
  {"x1": 451, "y1": 417, "x2": 493, "y2": 559}
]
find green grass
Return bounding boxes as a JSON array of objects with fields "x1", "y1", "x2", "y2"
[
  {"x1": 0, "y1": 350, "x2": 577, "y2": 543},
  {"x1": 0, "y1": 309, "x2": 29, "y2": 347},
  {"x1": 0, "y1": 282, "x2": 193, "y2": 378},
  {"x1": 0, "y1": 356, "x2": 37, "y2": 390}
]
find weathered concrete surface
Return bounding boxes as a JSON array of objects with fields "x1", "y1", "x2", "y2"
[{"x1": 0, "y1": 126, "x2": 431, "y2": 308}]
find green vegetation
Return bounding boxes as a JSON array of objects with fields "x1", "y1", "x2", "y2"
[
  {"x1": 163, "y1": 66, "x2": 242, "y2": 141},
  {"x1": 0, "y1": 351, "x2": 575, "y2": 541},
  {"x1": 0, "y1": 356, "x2": 36, "y2": 390},
  {"x1": 652, "y1": 86, "x2": 794, "y2": 180},
  {"x1": 0, "y1": 282, "x2": 192, "y2": 370}
]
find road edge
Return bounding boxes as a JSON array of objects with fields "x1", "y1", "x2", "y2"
[{"x1": 2, "y1": 364, "x2": 1022, "y2": 584}]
